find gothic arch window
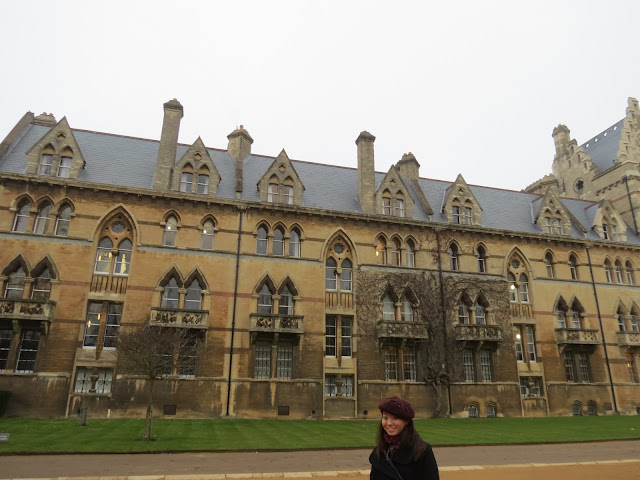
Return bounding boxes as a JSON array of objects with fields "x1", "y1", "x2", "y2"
[
  {"x1": 4, "y1": 266, "x2": 26, "y2": 299},
  {"x1": 382, "y1": 293, "x2": 396, "y2": 321},
  {"x1": 569, "y1": 254, "x2": 579, "y2": 280},
  {"x1": 475, "y1": 297, "x2": 488, "y2": 325},
  {"x1": 626, "y1": 260, "x2": 636, "y2": 285},
  {"x1": 94, "y1": 238, "x2": 114, "y2": 274},
  {"x1": 405, "y1": 238, "x2": 416, "y2": 267},
  {"x1": 507, "y1": 273, "x2": 517, "y2": 302},
  {"x1": 273, "y1": 226, "x2": 285, "y2": 256},
  {"x1": 341, "y1": 259, "x2": 353, "y2": 291},
  {"x1": 31, "y1": 267, "x2": 52, "y2": 302},
  {"x1": 290, "y1": 227, "x2": 301, "y2": 257},
  {"x1": 325, "y1": 236, "x2": 354, "y2": 294},
  {"x1": 519, "y1": 274, "x2": 530, "y2": 303},
  {"x1": 375, "y1": 236, "x2": 387, "y2": 265},
  {"x1": 390, "y1": 237, "x2": 401, "y2": 266},
  {"x1": 463, "y1": 200, "x2": 473, "y2": 225},
  {"x1": 54, "y1": 203, "x2": 73, "y2": 237},
  {"x1": 57, "y1": 147, "x2": 73, "y2": 178},
  {"x1": 448, "y1": 243, "x2": 459, "y2": 271},
  {"x1": 542, "y1": 209, "x2": 563, "y2": 235},
  {"x1": 180, "y1": 164, "x2": 194, "y2": 193},
  {"x1": 555, "y1": 297, "x2": 569, "y2": 328},
  {"x1": 282, "y1": 177, "x2": 294, "y2": 205},
  {"x1": 161, "y1": 277, "x2": 180, "y2": 308},
  {"x1": 33, "y1": 201, "x2": 52, "y2": 235},
  {"x1": 604, "y1": 259, "x2": 613, "y2": 283},
  {"x1": 201, "y1": 218, "x2": 215, "y2": 250},
  {"x1": 38, "y1": 145, "x2": 55, "y2": 175},
  {"x1": 615, "y1": 260, "x2": 624, "y2": 283},
  {"x1": 257, "y1": 284, "x2": 274, "y2": 314},
  {"x1": 278, "y1": 284, "x2": 294, "y2": 315},
  {"x1": 569, "y1": 299, "x2": 584, "y2": 329},
  {"x1": 507, "y1": 254, "x2": 531, "y2": 304},
  {"x1": 476, "y1": 245, "x2": 487, "y2": 273},
  {"x1": 93, "y1": 214, "x2": 134, "y2": 278},
  {"x1": 601, "y1": 217, "x2": 619, "y2": 241},
  {"x1": 630, "y1": 306, "x2": 640, "y2": 332},
  {"x1": 12, "y1": 198, "x2": 32, "y2": 232},
  {"x1": 394, "y1": 191, "x2": 405, "y2": 217},
  {"x1": 382, "y1": 189, "x2": 391, "y2": 215},
  {"x1": 162, "y1": 215, "x2": 179, "y2": 247},
  {"x1": 197, "y1": 166, "x2": 210, "y2": 194},
  {"x1": 256, "y1": 225, "x2": 268, "y2": 255},
  {"x1": 114, "y1": 239, "x2": 132, "y2": 276},
  {"x1": 402, "y1": 296, "x2": 414, "y2": 322},
  {"x1": 267, "y1": 175, "x2": 293, "y2": 205},
  {"x1": 544, "y1": 252, "x2": 555, "y2": 279},
  {"x1": 617, "y1": 306, "x2": 627, "y2": 332},
  {"x1": 458, "y1": 293, "x2": 472, "y2": 324},
  {"x1": 184, "y1": 278, "x2": 203, "y2": 310},
  {"x1": 326, "y1": 258, "x2": 337, "y2": 290}
]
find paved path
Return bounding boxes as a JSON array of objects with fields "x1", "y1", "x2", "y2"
[{"x1": 1, "y1": 440, "x2": 639, "y2": 479}]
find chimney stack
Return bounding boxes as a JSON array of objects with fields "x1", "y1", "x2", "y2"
[
  {"x1": 552, "y1": 124, "x2": 571, "y2": 162},
  {"x1": 227, "y1": 125, "x2": 254, "y2": 199},
  {"x1": 154, "y1": 99, "x2": 183, "y2": 190},
  {"x1": 396, "y1": 152, "x2": 420, "y2": 181},
  {"x1": 356, "y1": 131, "x2": 376, "y2": 214}
]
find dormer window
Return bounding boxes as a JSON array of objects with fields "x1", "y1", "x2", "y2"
[
  {"x1": 180, "y1": 172, "x2": 193, "y2": 193},
  {"x1": 394, "y1": 194, "x2": 405, "y2": 217},
  {"x1": 197, "y1": 173, "x2": 209, "y2": 194},
  {"x1": 38, "y1": 154, "x2": 53, "y2": 175},
  {"x1": 267, "y1": 176, "x2": 294, "y2": 205},
  {"x1": 58, "y1": 156, "x2": 72, "y2": 178}
]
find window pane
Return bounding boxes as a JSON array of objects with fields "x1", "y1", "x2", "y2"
[
  {"x1": 163, "y1": 217, "x2": 178, "y2": 247},
  {"x1": 180, "y1": 172, "x2": 193, "y2": 193},
  {"x1": 340, "y1": 375, "x2": 354, "y2": 397},
  {"x1": 475, "y1": 303, "x2": 486, "y2": 325},
  {"x1": 185, "y1": 279, "x2": 202, "y2": 310},
  {"x1": 341, "y1": 318, "x2": 352, "y2": 357},
  {"x1": 75, "y1": 367, "x2": 91, "y2": 393},
  {"x1": 12, "y1": 201, "x2": 31, "y2": 232},
  {"x1": 257, "y1": 284, "x2": 273, "y2": 314},
  {"x1": 161, "y1": 278, "x2": 180, "y2": 308},
  {"x1": 0, "y1": 329, "x2": 13, "y2": 371},
  {"x1": 385, "y1": 347, "x2": 397, "y2": 381},
  {"x1": 383, "y1": 295, "x2": 395, "y2": 321},
  {"x1": 114, "y1": 239, "x2": 132, "y2": 275},
  {"x1": 273, "y1": 228, "x2": 284, "y2": 256},
  {"x1": 325, "y1": 374, "x2": 337, "y2": 396},
  {"x1": 276, "y1": 343, "x2": 293, "y2": 379},
  {"x1": 403, "y1": 348, "x2": 416, "y2": 381},
  {"x1": 480, "y1": 350, "x2": 493, "y2": 382},
  {"x1": 55, "y1": 206, "x2": 72, "y2": 236},
  {"x1": 463, "y1": 349, "x2": 475, "y2": 382},
  {"x1": 340, "y1": 259, "x2": 352, "y2": 291},
  {"x1": 197, "y1": 174, "x2": 209, "y2": 194},
  {"x1": 31, "y1": 268, "x2": 52, "y2": 301},
  {"x1": 58, "y1": 156, "x2": 72, "y2": 178},
  {"x1": 104, "y1": 303, "x2": 122, "y2": 348},
  {"x1": 289, "y1": 229, "x2": 301, "y2": 257},
  {"x1": 5, "y1": 267, "x2": 26, "y2": 299},
  {"x1": 33, "y1": 204, "x2": 51, "y2": 234},
  {"x1": 38, "y1": 154, "x2": 53, "y2": 175},
  {"x1": 256, "y1": 226, "x2": 268, "y2": 254},
  {"x1": 83, "y1": 302, "x2": 103, "y2": 348},
  {"x1": 254, "y1": 342, "x2": 271, "y2": 379},
  {"x1": 325, "y1": 258, "x2": 337, "y2": 290},
  {"x1": 16, "y1": 330, "x2": 41, "y2": 373},
  {"x1": 325, "y1": 316, "x2": 336, "y2": 356},
  {"x1": 278, "y1": 286, "x2": 293, "y2": 315}
]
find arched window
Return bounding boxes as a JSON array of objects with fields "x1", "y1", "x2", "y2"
[
  {"x1": 257, "y1": 284, "x2": 273, "y2": 314},
  {"x1": 476, "y1": 245, "x2": 486, "y2": 273},
  {"x1": 341, "y1": 259, "x2": 352, "y2": 291},
  {"x1": 406, "y1": 239, "x2": 415, "y2": 267},
  {"x1": 448, "y1": 243, "x2": 459, "y2": 271},
  {"x1": 33, "y1": 202, "x2": 52, "y2": 234},
  {"x1": 4, "y1": 266, "x2": 26, "y2": 299},
  {"x1": 569, "y1": 300, "x2": 583, "y2": 329},
  {"x1": 58, "y1": 154, "x2": 72, "y2": 178},
  {"x1": 201, "y1": 219, "x2": 215, "y2": 250},
  {"x1": 604, "y1": 260, "x2": 613, "y2": 283},
  {"x1": 289, "y1": 228, "x2": 301, "y2": 257},
  {"x1": 587, "y1": 401, "x2": 597, "y2": 416},
  {"x1": 556, "y1": 299, "x2": 568, "y2": 328},
  {"x1": 394, "y1": 193, "x2": 405, "y2": 217},
  {"x1": 617, "y1": 307, "x2": 626, "y2": 332},
  {"x1": 267, "y1": 176, "x2": 279, "y2": 203},
  {"x1": 184, "y1": 278, "x2": 203, "y2": 310},
  {"x1": 402, "y1": 295, "x2": 414, "y2": 322},
  {"x1": 278, "y1": 285, "x2": 293, "y2": 315},
  {"x1": 390, "y1": 238, "x2": 401, "y2": 266},
  {"x1": 325, "y1": 258, "x2": 337, "y2": 290},
  {"x1": 382, "y1": 294, "x2": 395, "y2": 321},
  {"x1": 12, "y1": 199, "x2": 31, "y2": 232},
  {"x1": 31, "y1": 268, "x2": 52, "y2": 301},
  {"x1": 545, "y1": 252, "x2": 555, "y2": 278},
  {"x1": 508, "y1": 273, "x2": 517, "y2": 302},
  {"x1": 256, "y1": 225, "x2": 268, "y2": 255},
  {"x1": 273, "y1": 227, "x2": 285, "y2": 256},
  {"x1": 94, "y1": 237, "x2": 113, "y2": 274},
  {"x1": 630, "y1": 308, "x2": 639, "y2": 332},
  {"x1": 376, "y1": 237, "x2": 387, "y2": 265},
  {"x1": 463, "y1": 200, "x2": 473, "y2": 225},
  {"x1": 569, "y1": 254, "x2": 578, "y2": 280},
  {"x1": 180, "y1": 171, "x2": 193, "y2": 193},
  {"x1": 626, "y1": 260, "x2": 635, "y2": 285},
  {"x1": 615, "y1": 260, "x2": 624, "y2": 283},
  {"x1": 475, "y1": 301, "x2": 486, "y2": 325},
  {"x1": 486, "y1": 404, "x2": 497, "y2": 418},
  {"x1": 572, "y1": 401, "x2": 582, "y2": 416},
  {"x1": 55, "y1": 205, "x2": 72, "y2": 237},
  {"x1": 38, "y1": 151, "x2": 54, "y2": 175},
  {"x1": 282, "y1": 177, "x2": 294, "y2": 205},
  {"x1": 458, "y1": 300, "x2": 470, "y2": 324},
  {"x1": 163, "y1": 216, "x2": 178, "y2": 247},
  {"x1": 114, "y1": 239, "x2": 132, "y2": 276},
  {"x1": 161, "y1": 277, "x2": 180, "y2": 308},
  {"x1": 382, "y1": 190, "x2": 391, "y2": 215},
  {"x1": 197, "y1": 170, "x2": 209, "y2": 194},
  {"x1": 519, "y1": 274, "x2": 529, "y2": 303}
]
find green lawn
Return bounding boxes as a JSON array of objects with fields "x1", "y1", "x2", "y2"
[{"x1": 0, "y1": 416, "x2": 638, "y2": 454}]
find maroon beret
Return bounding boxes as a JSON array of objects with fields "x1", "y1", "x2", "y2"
[{"x1": 378, "y1": 396, "x2": 415, "y2": 421}]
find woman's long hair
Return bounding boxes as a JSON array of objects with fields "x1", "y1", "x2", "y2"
[{"x1": 374, "y1": 420, "x2": 426, "y2": 461}]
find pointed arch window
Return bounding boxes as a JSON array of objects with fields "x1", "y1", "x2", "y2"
[
  {"x1": 448, "y1": 243, "x2": 459, "y2": 271},
  {"x1": 31, "y1": 268, "x2": 52, "y2": 301},
  {"x1": 545, "y1": 252, "x2": 555, "y2": 278},
  {"x1": 340, "y1": 259, "x2": 352, "y2": 291},
  {"x1": 569, "y1": 303, "x2": 583, "y2": 329},
  {"x1": 114, "y1": 239, "x2": 132, "y2": 276},
  {"x1": 257, "y1": 284, "x2": 273, "y2": 314},
  {"x1": 458, "y1": 300, "x2": 470, "y2": 324},
  {"x1": 184, "y1": 278, "x2": 203, "y2": 310},
  {"x1": 626, "y1": 260, "x2": 635, "y2": 285},
  {"x1": 201, "y1": 219, "x2": 215, "y2": 250},
  {"x1": 180, "y1": 172, "x2": 193, "y2": 193},
  {"x1": 508, "y1": 273, "x2": 517, "y2": 302},
  {"x1": 475, "y1": 301, "x2": 486, "y2": 325},
  {"x1": 376, "y1": 237, "x2": 387, "y2": 265},
  {"x1": 476, "y1": 246, "x2": 486, "y2": 273},
  {"x1": 394, "y1": 193, "x2": 405, "y2": 217},
  {"x1": 161, "y1": 277, "x2": 180, "y2": 309},
  {"x1": 58, "y1": 156, "x2": 72, "y2": 178},
  {"x1": 197, "y1": 172, "x2": 209, "y2": 194},
  {"x1": 382, "y1": 190, "x2": 392, "y2": 215},
  {"x1": 94, "y1": 238, "x2": 113, "y2": 274},
  {"x1": 38, "y1": 153, "x2": 53, "y2": 175},
  {"x1": 55, "y1": 205, "x2": 73, "y2": 237},
  {"x1": 569, "y1": 255, "x2": 578, "y2": 280},
  {"x1": 278, "y1": 285, "x2": 294, "y2": 315},
  {"x1": 406, "y1": 239, "x2": 415, "y2": 267},
  {"x1": 382, "y1": 294, "x2": 395, "y2": 321},
  {"x1": 325, "y1": 258, "x2": 337, "y2": 290},
  {"x1": 630, "y1": 309, "x2": 640, "y2": 332},
  {"x1": 463, "y1": 200, "x2": 473, "y2": 225},
  {"x1": 390, "y1": 238, "x2": 401, "y2": 266},
  {"x1": 288, "y1": 228, "x2": 301, "y2": 257},
  {"x1": 163, "y1": 216, "x2": 178, "y2": 247},
  {"x1": 256, "y1": 225, "x2": 268, "y2": 255},
  {"x1": 273, "y1": 227, "x2": 285, "y2": 256},
  {"x1": 12, "y1": 199, "x2": 31, "y2": 232},
  {"x1": 519, "y1": 274, "x2": 529, "y2": 303},
  {"x1": 615, "y1": 260, "x2": 624, "y2": 283},
  {"x1": 282, "y1": 177, "x2": 294, "y2": 205},
  {"x1": 617, "y1": 308, "x2": 626, "y2": 331},
  {"x1": 4, "y1": 267, "x2": 26, "y2": 299},
  {"x1": 604, "y1": 260, "x2": 613, "y2": 283},
  {"x1": 34, "y1": 203, "x2": 52, "y2": 234}
]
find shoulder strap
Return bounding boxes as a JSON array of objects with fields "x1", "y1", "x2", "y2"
[{"x1": 384, "y1": 449, "x2": 405, "y2": 480}]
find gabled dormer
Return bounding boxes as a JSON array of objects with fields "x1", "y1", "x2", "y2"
[
  {"x1": 533, "y1": 188, "x2": 582, "y2": 236},
  {"x1": 592, "y1": 199, "x2": 628, "y2": 242},
  {"x1": 257, "y1": 149, "x2": 304, "y2": 206},
  {"x1": 25, "y1": 117, "x2": 86, "y2": 179},
  {"x1": 375, "y1": 165, "x2": 415, "y2": 218},
  {"x1": 171, "y1": 137, "x2": 221, "y2": 196},
  {"x1": 442, "y1": 174, "x2": 483, "y2": 225}
]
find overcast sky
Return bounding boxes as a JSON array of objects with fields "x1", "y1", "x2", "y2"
[{"x1": 2, "y1": 1, "x2": 640, "y2": 192}]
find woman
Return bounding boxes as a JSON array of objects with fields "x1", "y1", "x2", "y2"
[{"x1": 369, "y1": 396, "x2": 439, "y2": 480}]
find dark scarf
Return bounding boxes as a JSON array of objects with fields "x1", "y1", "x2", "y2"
[{"x1": 383, "y1": 433, "x2": 402, "y2": 454}]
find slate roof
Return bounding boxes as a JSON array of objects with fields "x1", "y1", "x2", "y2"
[
  {"x1": 581, "y1": 119, "x2": 624, "y2": 173},
  {"x1": 2, "y1": 121, "x2": 639, "y2": 245}
]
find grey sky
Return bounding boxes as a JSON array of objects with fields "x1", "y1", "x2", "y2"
[{"x1": 2, "y1": 1, "x2": 639, "y2": 192}]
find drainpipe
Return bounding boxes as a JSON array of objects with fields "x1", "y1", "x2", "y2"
[
  {"x1": 585, "y1": 246, "x2": 618, "y2": 414},
  {"x1": 622, "y1": 175, "x2": 639, "y2": 234},
  {"x1": 226, "y1": 206, "x2": 244, "y2": 416},
  {"x1": 435, "y1": 230, "x2": 453, "y2": 416}
]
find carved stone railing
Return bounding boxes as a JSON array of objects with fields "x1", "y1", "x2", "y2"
[
  {"x1": 455, "y1": 324, "x2": 502, "y2": 342},
  {"x1": 0, "y1": 298, "x2": 56, "y2": 334},
  {"x1": 325, "y1": 291, "x2": 353, "y2": 310},
  {"x1": 377, "y1": 321, "x2": 429, "y2": 340},
  {"x1": 249, "y1": 313, "x2": 304, "y2": 334},
  {"x1": 149, "y1": 307, "x2": 209, "y2": 329},
  {"x1": 90, "y1": 274, "x2": 127, "y2": 295},
  {"x1": 510, "y1": 303, "x2": 532, "y2": 318},
  {"x1": 555, "y1": 328, "x2": 600, "y2": 345},
  {"x1": 616, "y1": 331, "x2": 640, "y2": 348}
]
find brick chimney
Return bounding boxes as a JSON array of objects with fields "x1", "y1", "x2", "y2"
[
  {"x1": 396, "y1": 152, "x2": 420, "y2": 181},
  {"x1": 227, "y1": 125, "x2": 253, "y2": 199},
  {"x1": 356, "y1": 131, "x2": 376, "y2": 214},
  {"x1": 153, "y1": 99, "x2": 183, "y2": 190}
]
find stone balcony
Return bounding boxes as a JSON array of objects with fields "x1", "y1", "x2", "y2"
[
  {"x1": 555, "y1": 328, "x2": 600, "y2": 347},
  {"x1": 616, "y1": 331, "x2": 640, "y2": 348},
  {"x1": 377, "y1": 320, "x2": 429, "y2": 341},
  {"x1": 509, "y1": 302, "x2": 532, "y2": 319},
  {"x1": 455, "y1": 323, "x2": 502, "y2": 342},
  {"x1": 0, "y1": 298, "x2": 56, "y2": 334},
  {"x1": 249, "y1": 313, "x2": 304, "y2": 335},
  {"x1": 149, "y1": 307, "x2": 209, "y2": 329}
]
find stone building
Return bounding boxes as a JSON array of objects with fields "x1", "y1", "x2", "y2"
[{"x1": 0, "y1": 98, "x2": 638, "y2": 419}]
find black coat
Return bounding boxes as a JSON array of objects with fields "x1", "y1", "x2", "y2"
[{"x1": 369, "y1": 434, "x2": 439, "y2": 480}]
